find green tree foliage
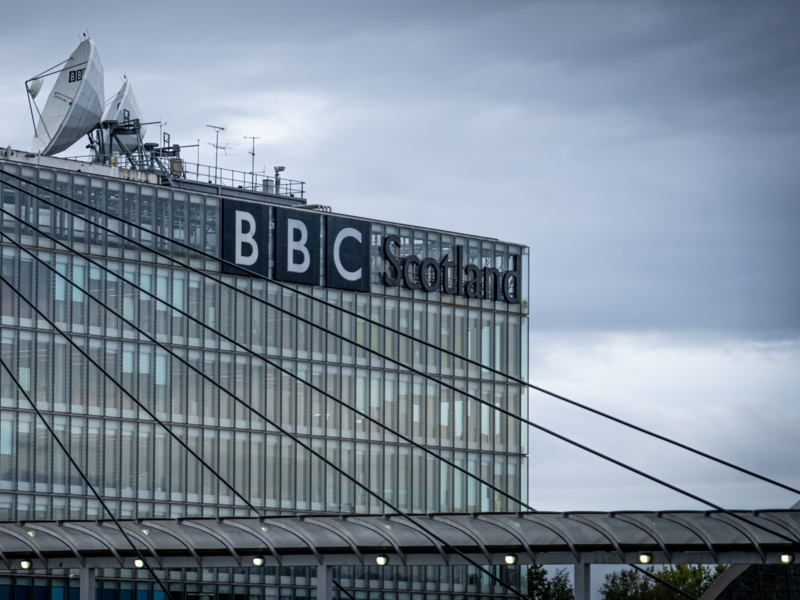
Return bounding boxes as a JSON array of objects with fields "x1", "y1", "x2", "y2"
[
  {"x1": 550, "y1": 569, "x2": 575, "y2": 600},
  {"x1": 528, "y1": 564, "x2": 574, "y2": 600},
  {"x1": 599, "y1": 564, "x2": 728, "y2": 600},
  {"x1": 529, "y1": 564, "x2": 551, "y2": 600},
  {"x1": 600, "y1": 569, "x2": 655, "y2": 600}
]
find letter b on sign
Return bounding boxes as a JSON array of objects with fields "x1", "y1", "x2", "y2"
[
  {"x1": 326, "y1": 217, "x2": 370, "y2": 292},
  {"x1": 275, "y1": 208, "x2": 320, "y2": 285},
  {"x1": 222, "y1": 200, "x2": 269, "y2": 277},
  {"x1": 235, "y1": 211, "x2": 259, "y2": 266}
]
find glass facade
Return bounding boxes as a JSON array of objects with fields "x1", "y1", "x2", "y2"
[
  {"x1": 0, "y1": 563, "x2": 524, "y2": 600},
  {"x1": 0, "y1": 159, "x2": 530, "y2": 599}
]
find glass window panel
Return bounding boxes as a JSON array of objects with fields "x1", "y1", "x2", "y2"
[
  {"x1": 138, "y1": 423, "x2": 151, "y2": 497},
  {"x1": 325, "y1": 365, "x2": 339, "y2": 437},
  {"x1": 205, "y1": 197, "x2": 219, "y2": 255},
  {"x1": 188, "y1": 195, "x2": 204, "y2": 251},
  {"x1": 327, "y1": 291, "x2": 341, "y2": 363},
  {"x1": 139, "y1": 187, "x2": 154, "y2": 250},
  {"x1": 88, "y1": 178, "x2": 105, "y2": 247},
  {"x1": 172, "y1": 192, "x2": 187, "y2": 243},
  {"x1": 384, "y1": 372, "x2": 397, "y2": 443},
  {"x1": 106, "y1": 181, "x2": 121, "y2": 249},
  {"x1": 399, "y1": 300, "x2": 411, "y2": 366},
  {"x1": 122, "y1": 184, "x2": 138, "y2": 253},
  {"x1": 494, "y1": 314, "x2": 506, "y2": 376}
]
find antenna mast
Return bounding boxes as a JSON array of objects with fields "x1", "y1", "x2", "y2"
[
  {"x1": 206, "y1": 124, "x2": 225, "y2": 184},
  {"x1": 244, "y1": 136, "x2": 260, "y2": 189}
]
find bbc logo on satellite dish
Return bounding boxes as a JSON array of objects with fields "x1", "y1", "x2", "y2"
[
  {"x1": 68, "y1": 69, "x2": 84, "y2": 83},
  {"x1": 221, "y1": 200, "x2": 371, "y2": 292}
]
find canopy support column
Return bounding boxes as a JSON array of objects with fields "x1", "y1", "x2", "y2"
[
  {"x1": 80, "y1": 566, "x2": 96, "y2": 600},
  {"x1": 574, "y1": 563, "x2": 590, "y2": 600},
  {"x1": 317, "y1": 565, "x2": 332, "y2": 600}
]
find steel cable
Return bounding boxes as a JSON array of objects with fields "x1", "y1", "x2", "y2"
[
  {"x1": 1, "y1": 170, "x2": 795, "y2": 499},
  {"x1": 628, "y1": 564, "x2": 697, "y2": 600},
  {"x1": 0, "y1": 205, "x2": 537, "y2": 515},
  {"x1": 0, "y1": 218, "x2": 528, "y2": 599},
  {"x1": 0, "y1": 266, "x2": 357, "y2": 594},
  {"x1": 0, "y1": 177, "x2": 796, "y2": 546},
  {"x1": 0, "y1": 356, "x2": 174, "y2": 598}
]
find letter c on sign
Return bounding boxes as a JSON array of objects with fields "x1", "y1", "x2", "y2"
[
  {"x1": 235, "y1": 211, "x2": 259, "y2": 266},
  {"x1": 287, "y1": 218, "x2": 311, "y2": 273},
  {"x1": 333, "y1": 227, "x2": 362, "y2": 281}
]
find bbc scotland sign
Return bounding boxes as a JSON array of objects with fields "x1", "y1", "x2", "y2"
[{"x1": 222, "y1": 200, "x2": 520, "y2": 303}]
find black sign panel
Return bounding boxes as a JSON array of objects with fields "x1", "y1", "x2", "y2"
[
  {"x1": 325, "y1": 216, "x2": 371, "y2": 292},
  {"x1": 218, "y1": 198, "x2": 521, "y2": 303},
  {"x1": 275, "y1": 207, "x2": 320, "y2": 286},
  {"x1": 221, "y1": 199, "x2": 270, "y2": 277}
]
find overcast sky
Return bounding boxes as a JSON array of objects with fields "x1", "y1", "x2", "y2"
[{"x1": 1, "y1": 3, "x2": 799, "y2": 589}]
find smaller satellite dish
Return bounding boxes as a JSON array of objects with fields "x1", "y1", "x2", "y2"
[
  {"x1": 31, "y1": 38, "x2": 105, "y2": 156},
  {"x1": 102, "y1": 80, "x2": 146, "y2": 153},
  {"x1": 27, "y1": 78, "x2": 43, "y2": 99}
]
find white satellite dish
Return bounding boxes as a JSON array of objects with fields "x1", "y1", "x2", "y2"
[
  {"x1": 31, "y1": 38, "x2": 104, "y2": 156},
  {"x1": 27, "y1": 78, "x2": 44, "y2": 99},
  {"x1": 102, "y1": 79, "x2": 146, "y2": 153}
]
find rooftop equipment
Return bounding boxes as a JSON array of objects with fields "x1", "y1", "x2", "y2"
[
  {"x1": 30, "y1": 38, "x2": 105, "y2": 156},
  {"x1": 101, "y1": 79, "x2": 146, "y2": 153}
]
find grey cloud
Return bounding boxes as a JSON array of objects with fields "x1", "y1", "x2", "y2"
[
  {"x1": 1, "y1": 2, "x2": 798, "y2": 336},
  {"x1": 0, "y1": 0, "x2": 797, "y2": 518}
]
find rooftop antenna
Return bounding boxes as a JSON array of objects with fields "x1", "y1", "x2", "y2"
[
  {"x1": 244, "y1": 136, "x2": 260, "y2": 189},
  {"x1": 158, "y1": 118, "x2": 167, "y2": 147},
  {"x1": 207, "y1": 124, "x2": 226, "y2": 184}
]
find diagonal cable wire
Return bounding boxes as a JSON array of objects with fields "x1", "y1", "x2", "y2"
[
  {"x1": 2, "y1": 170, "x2": 794, "y2": 499},
  {"x1": 333, "y1": 579, "x2": 357, "y2": 600},
  {"x1": 0, "y1": 269, "x2": 264, "y2": 517},
  {"x1": 0, "y1": 180, "x2": 795, "y2": 546},
  {"x1": 628, "y1": 564, "x2": 697, "y2": 600},
  {"x1": 0, "y1": 355, "x2": 174, "y2": 598},
  {"x1": 0, "y1": 207, "x2": 537, "y2": 515},
  {"x1": 0, "y1": 223, "x2": 528, "y2": 599},
  {"x1": 0, "y1": 268, "x2": 352, "y2": 594}
]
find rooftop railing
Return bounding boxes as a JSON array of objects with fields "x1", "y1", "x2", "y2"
[
  {"x1": 68, "y1": 151, "x2": 306, "y2": 199},
  {"x1": 179, "y1": 161, "x2": 306, "y2": 198}
]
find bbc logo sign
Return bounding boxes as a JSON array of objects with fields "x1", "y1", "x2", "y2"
[
  {"x1": 221, "y1": 200, "x2": 371, "y2": 292},
  {"x1": 68, "y1": 69, "x2": 85, "y2": 83}
]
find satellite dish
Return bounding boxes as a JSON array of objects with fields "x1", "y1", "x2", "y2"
[
  {"x1": 31, "y1": 38, "x2": 104, "y2": 156},
  {"x1": 27, "y1": 78, "x2": 43, "y2": 99},
  {"x1": 102, "y1": 80, "x2": 146, "y2": 153}
]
